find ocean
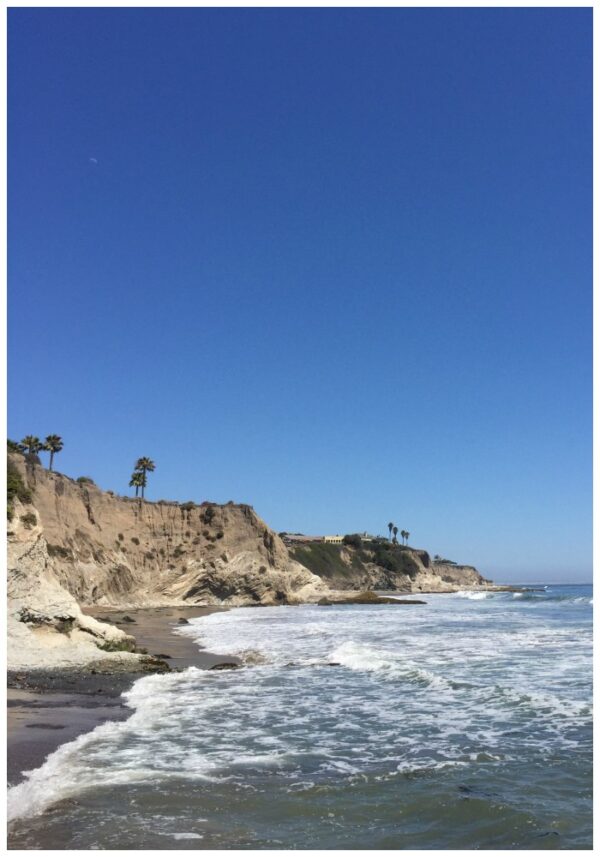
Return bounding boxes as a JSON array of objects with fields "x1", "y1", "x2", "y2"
[{"x1": 7, "y1": 584, "x2": 593, "y2": 849}]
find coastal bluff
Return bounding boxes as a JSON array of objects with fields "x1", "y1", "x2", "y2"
[
  {"x1": 7, "y1": 451, "x2": 490, "y2": 670},
  {"x1": 7, "y1": 453, "x2": 325, "y2": 610},
  {"x1": 288, "y1": 540, "x2": 489, "y2": 593}
]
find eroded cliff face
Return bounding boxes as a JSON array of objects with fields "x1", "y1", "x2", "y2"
[
  {"x1": 7, "y1": 504, "x2": 144, "y2": 670},
  {"x1": 429, "y1": 561, "x2": 486, "y2": 589},
  {"x1": 7, "y1": 454, "x2": 326, "y2": 610}
]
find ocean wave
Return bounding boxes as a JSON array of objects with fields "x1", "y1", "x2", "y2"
[
  {"x1": 496, "y1": 590, "x2": 593, "y2": 606},
  {"x1": 7, "y1": 718, "x2": 156, "y2": 822},
  {"x1": 489, "y1": 685, "x2": 591, "y2": 721},
  {"x1": 330, "y1": 641, "x2": 453, "y2": 691},
  {"x1": 455, "y1": 591, "x2": 488, "y2": 600},
  {"x1": 8, "y1": 669, "x2": 220, "y2": 822},
  {"x1": 9, "y1": 590, "x2": 591, "y2": 830}
]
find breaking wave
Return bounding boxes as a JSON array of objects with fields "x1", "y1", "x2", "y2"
[
  {"x1": 455, "y1": 591, "x2": 488, "y2": 600},
  {"x1": 8, "y1": 584, "x2": 592, "y2": 830}
]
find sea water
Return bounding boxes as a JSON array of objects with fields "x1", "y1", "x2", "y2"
[{"x1": 7, "y1": 585, "x2": 592, "y2": 849}]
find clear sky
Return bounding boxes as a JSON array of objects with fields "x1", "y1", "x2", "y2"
[{"x1": 8, "y1": 8, "x2": 592, "y2": 583}]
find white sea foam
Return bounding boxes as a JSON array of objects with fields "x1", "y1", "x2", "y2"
[
  {"x1": 8, "y1": 589, "x2": 592, "y2": 825},
  {"x1": 167, "y1": 833, "x2": 204, "y2": 840},
  {"x1": 7, "y1": 669, "x2": 221, "y2": 822},
  {"x1": 455, "y1": 591, "x2": 488, "y2": 600},
  {"x1": 396, "y1": 759, "x2": 470, "y2": 774}
]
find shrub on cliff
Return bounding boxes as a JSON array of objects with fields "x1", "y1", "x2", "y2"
[
  {"x1": 47, "y1": 544, "x2": 72, "y2": 559},
  {"x1": 20, "y1": 511, "x2": 37, "y2": 529},
  {"x1": 343, "y1": 534, "x2": 363, "y2": 548},
  {"x1": 203, "y1": 506, "x2": 216, "y2": 524},
  {"x1": 7, "y1": 458, "x2": 33, "y2": 520},
  {"x1": 370, "y1": 542, "x2": 420, "y2": 578}
]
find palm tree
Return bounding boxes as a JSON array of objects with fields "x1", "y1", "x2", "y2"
[
  {"x1": 387, "y1": 522, "x2": 394, "y2": 542},
  {"x1": 134, "y1": 457, "x2": 155, "y2": 499},
  {"x1": 405, "y1": 531, "x2": 410, "y2": 546},
  {"x1": 392, "y1": 525, "x2": 398, "y2": 544},
  {"x1": 43, "y1": 435, "x2": 63, "y2": 472},
  {"x1": 399, "y1": 529, "x2": 406, "y2": 545},
  {"x1": 129, "y1": 471, "x2": 146, "y2": 498},
  {"x1": 19, "y1": 436, "x2": 42, "y2": 455}
]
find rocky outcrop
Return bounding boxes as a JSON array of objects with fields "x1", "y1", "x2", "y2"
[
  {"x1": 7, "y1": 453, "x2": 326, "y2": 612},
  {"x1": 318, "y1": 591, "x2": 427, "y2": 605},
  {"x1": 7, "y1": 504, "x2": 144, "y2": 671},
  {"x1": 430, "y1": 561, "x2": 484, "y2": 588}
]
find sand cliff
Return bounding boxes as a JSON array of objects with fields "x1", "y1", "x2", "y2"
[
  {"x1": 7, "y1": 453, "x2": 325, "y2": 669},
  {"x1": 7, "y1": 452, "x2": 490, "y2": 670},
  {"x1": 8, "y1": 453, "x2": 325, "y2": 609}
]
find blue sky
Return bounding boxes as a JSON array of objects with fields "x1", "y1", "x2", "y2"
[{"x1": 8, "y1": 8, "x2": 591, "y2": 583}]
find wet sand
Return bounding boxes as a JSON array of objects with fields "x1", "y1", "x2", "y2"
[{"x1": 7, "y1": 605, "x2": 236, "y2": 787}]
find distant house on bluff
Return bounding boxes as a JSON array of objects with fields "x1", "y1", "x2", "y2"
[{"x1": 281, "y1": 532, "x2": 375, "y2": 546}]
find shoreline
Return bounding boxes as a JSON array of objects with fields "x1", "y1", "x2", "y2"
[
  {"x1": 7, "y1": 605, "x2": 236, "y2": 788},
  {"x1": 7, "y1": 586, "x2": 537, "y2": 789}
]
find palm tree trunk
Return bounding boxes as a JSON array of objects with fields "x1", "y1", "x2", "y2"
[
  {"x1": 49, "y1": 451, "x2": 54, "y2": 472},
  {"x1": 141, "y1": 470, "x2": 145, "y2": 499}
]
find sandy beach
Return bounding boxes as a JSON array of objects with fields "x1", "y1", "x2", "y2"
[{"x1": 7, "y1": 606, "x2": 235, "y2": 787}]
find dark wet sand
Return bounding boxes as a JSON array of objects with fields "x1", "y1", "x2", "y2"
[{"x1": 7, "y1": 606, "x2": 236, "y2": 787}]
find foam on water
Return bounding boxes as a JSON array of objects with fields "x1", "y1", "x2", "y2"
[
  {"x1": 7, "y1": 669, "x2": 227, "y2": 822},
  {"x1": 8, "y1": 584, "x2": 592, "y2": 833},
  {"x1": 455, "y1": 590, "x2": 488, "y2": 600}
]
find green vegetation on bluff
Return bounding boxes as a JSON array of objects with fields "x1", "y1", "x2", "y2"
[
  {"x1": 289, "y1": 542, "x2": 365, "y2": 578},
  {"x1": 370, "y1": 541, "x2": 420, "y2": 576},
  {"x1": 7, "y1": 454, "x2": 33, "y2": 521},
  {"x1": 290, "y1": 539, "x2": 421, "y2": 582}
]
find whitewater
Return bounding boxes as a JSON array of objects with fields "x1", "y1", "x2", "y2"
[{"x1": 7, "y1": 584, "x2": 592, "y2": 849}]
